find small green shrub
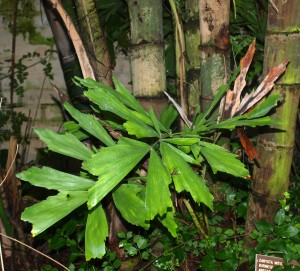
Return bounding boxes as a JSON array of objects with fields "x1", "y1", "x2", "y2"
[{"x1": 17, "y1": 68, "x2": 281, "y2": 262}]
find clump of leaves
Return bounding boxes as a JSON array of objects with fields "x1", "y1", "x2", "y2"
[
  {"x1": 247, "y1": 193, "x2": 300, "y2": 270},
  {"x1": 17, "y1": 41, "x2": 286, "y2": 261},
  {"x1": 100, "y1": 249, "x2": 122, "y2": 271},
  {"x1": 118, "y1": 231, "x2": 151, "y2": 260}
]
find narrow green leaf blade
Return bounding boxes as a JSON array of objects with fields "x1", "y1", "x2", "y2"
[
  {"x1": 85, "y1": 204, "x2": 108, "y2": 260},
  {"x1": 197, "y1": 69, "x2": 239, "y2": 124},
  {"x1": 159, "y1": 208, "x2": 177, "y2": 237},
  {"x1": 75, "y1": 76, "x2": 114, "y2": 91},
  {"x1": 84, "y1": 138, "x2": 150, "y2": 209},
  {"x1": 113, "y1": 184, "x2": 150, "y2": 229},
  {"x1": 84, "y1": 88, "x2": 152, "y2": 125},
  {"x1": 64, "y1": 103, "x2": 115, "y2": 146},
  {"x1": 84, "y1": 87, "x2": 132, "y2": 120},
  {"x1": 162, "y1": 137, "x2": 199, "y2": 146},
  {"x1": 17, "y1": 166, "x2": 94, "y2": 191},
  {"x1": 21, "y1": 191, "x2": 87, "y2": 236},
  {"x1": 240, "y1": 117, "x2": 282, "y2": 127},
  {"x1": 255, "y1": 220, "x2": 273, "y2": 234},
  {"x1": 244, "y1": 94, "x2": 282, "y2": 119},
  {"x1": 35, "y1": 128, "x2": 93, "y2": 161},
  {"x1": 64, "y1": 121, "x2": 90, "y2": 140},
  {"x1": 149, "y1": 108, "x2": 162, "y2": 136},
  {"x1": 210, "y1": 116, "x2": 282, "y2": 130},
  {"x1": 166, "y1": 143, "x2": 200, "y2": 165},
  {"x1": 131, "y1": 111, "x2": 153, "y2": 125},
  {"x1": 146, "y1": 150, "x2": 172, "y2": 219},
  {"x1": 124, "y1": 121, "x2": 159, "y2": 138},
  {"x1": 190, "y1": 144, "x2": 202, "y2": 161},
  {"x1": 77, "y1": 76, "x2": 153, "y2": 126},
  {"x1": 203, "y1": 83, "x2": 229, "y2": 119},
  {"x1": 199, "y1": 141, "x2": 249, "y2": 177},
  {"x1": 159, "y1": 105, "x2": 178, "y2": 129},
  {"x1": 113, "y1": 77, "x2": 148, "y2": 116},
  {"x1": 208, "y1": 115, "x2": 243, "y2": 130},
  {"x1": 160, "y1": 142, "x2": 214, "y2": 209}
]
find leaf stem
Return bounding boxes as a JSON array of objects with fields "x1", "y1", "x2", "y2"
[{"x1": 183, "y1": 199, "x2": 208, "y2": 238}]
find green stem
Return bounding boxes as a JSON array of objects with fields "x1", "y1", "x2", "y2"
[
  {"x1": 201, "y1": 204, "x2": 209, "y2": 234},
  {"x1": 183, "y1": 199, "x2": 208, "y2": 238}
]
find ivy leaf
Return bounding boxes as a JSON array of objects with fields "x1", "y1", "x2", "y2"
[
  {"x1": 17, "y1": 166, "x2": 94, "y2": 191},
  {"x1": 35, "y1": 128, "x2": 93, "y2": 161},
  {"x1": 145, "y1": 150, "x2": 173, "y2": 219},
  {"x1": 134, "y1": 235, "x2": 148, "y2": 249},
  {"x1": 269, "y1": 238, "x2": 287, "y2": 252},
  {"x1": 215, "y1": 248, "x2": 233, "y2": 260},
  {"x1": 113, "y1": 184, "x2": 150, "y2": 229},
  {"x1": 274, "y1": 209, "x2": 286, "y2": 226},
  {"x1": 199, "y1": 141, "x2": 249, "y2": 177},
  {"x1": 220, "y1": 258, "x2": 239, "y2": 271},
  {"x1": 274, "y1": 225, "x2": 299, "y2": 238},
  {"x1": 64, "y1": 103, "x2": 115, "y2": 146},
  {"x1": 83, "y1": 137, "x2": 150, "y2": 209},
  {"x1": 160, "y1": 142, "x2": 214, "y2": 210},
  {"x1": 199, "y1": 255, "x2": 218, "y2": 270},
  {"x1": 21, "y1": 191, "x2": 87, "y2": 236},
  {"x1": 255, "y1": 220, "x2": 273, "y2": 234},
  {"x1": 85, "y1": 204, "x2": 108, "y2": 260}
]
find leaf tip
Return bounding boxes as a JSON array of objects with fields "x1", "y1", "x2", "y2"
[
  {"x1": 31, "y1": 229, "x2": 39, "y2": 237},
  {"x1": 87, "y1": 199, "x2": 97, "y2": 210},
  {"x1": 282, "y1": 59, "x2": 290, "y2": 68}
]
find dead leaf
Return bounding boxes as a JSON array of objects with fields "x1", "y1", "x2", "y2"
[
  {"x1": 223, "y1": 40, "x2": 256, "y2": 119},
  {"x1": 222, "y1": 39, "x2": 288, "y2": 118},
  {"x1": 235, "y1": 60, "x2": 289, "y2": 116},
  {"x1": 164, "y1": 91, "x2": 192, "y2": 128},
  {"x1": 237, "y1": 128, "x2": 259, "y2": 161}
]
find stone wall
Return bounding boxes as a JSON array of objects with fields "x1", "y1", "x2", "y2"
[{"x1": 0, "y1": 1, "x2": 131, "y2": 163}]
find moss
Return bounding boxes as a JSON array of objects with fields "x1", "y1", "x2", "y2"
[
  {"x1": 289, "y1": 26, "x2": 300, "y2": 33},
  {"x1": 0, "y1": 0, "x2": 52, "y2": 46}
]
